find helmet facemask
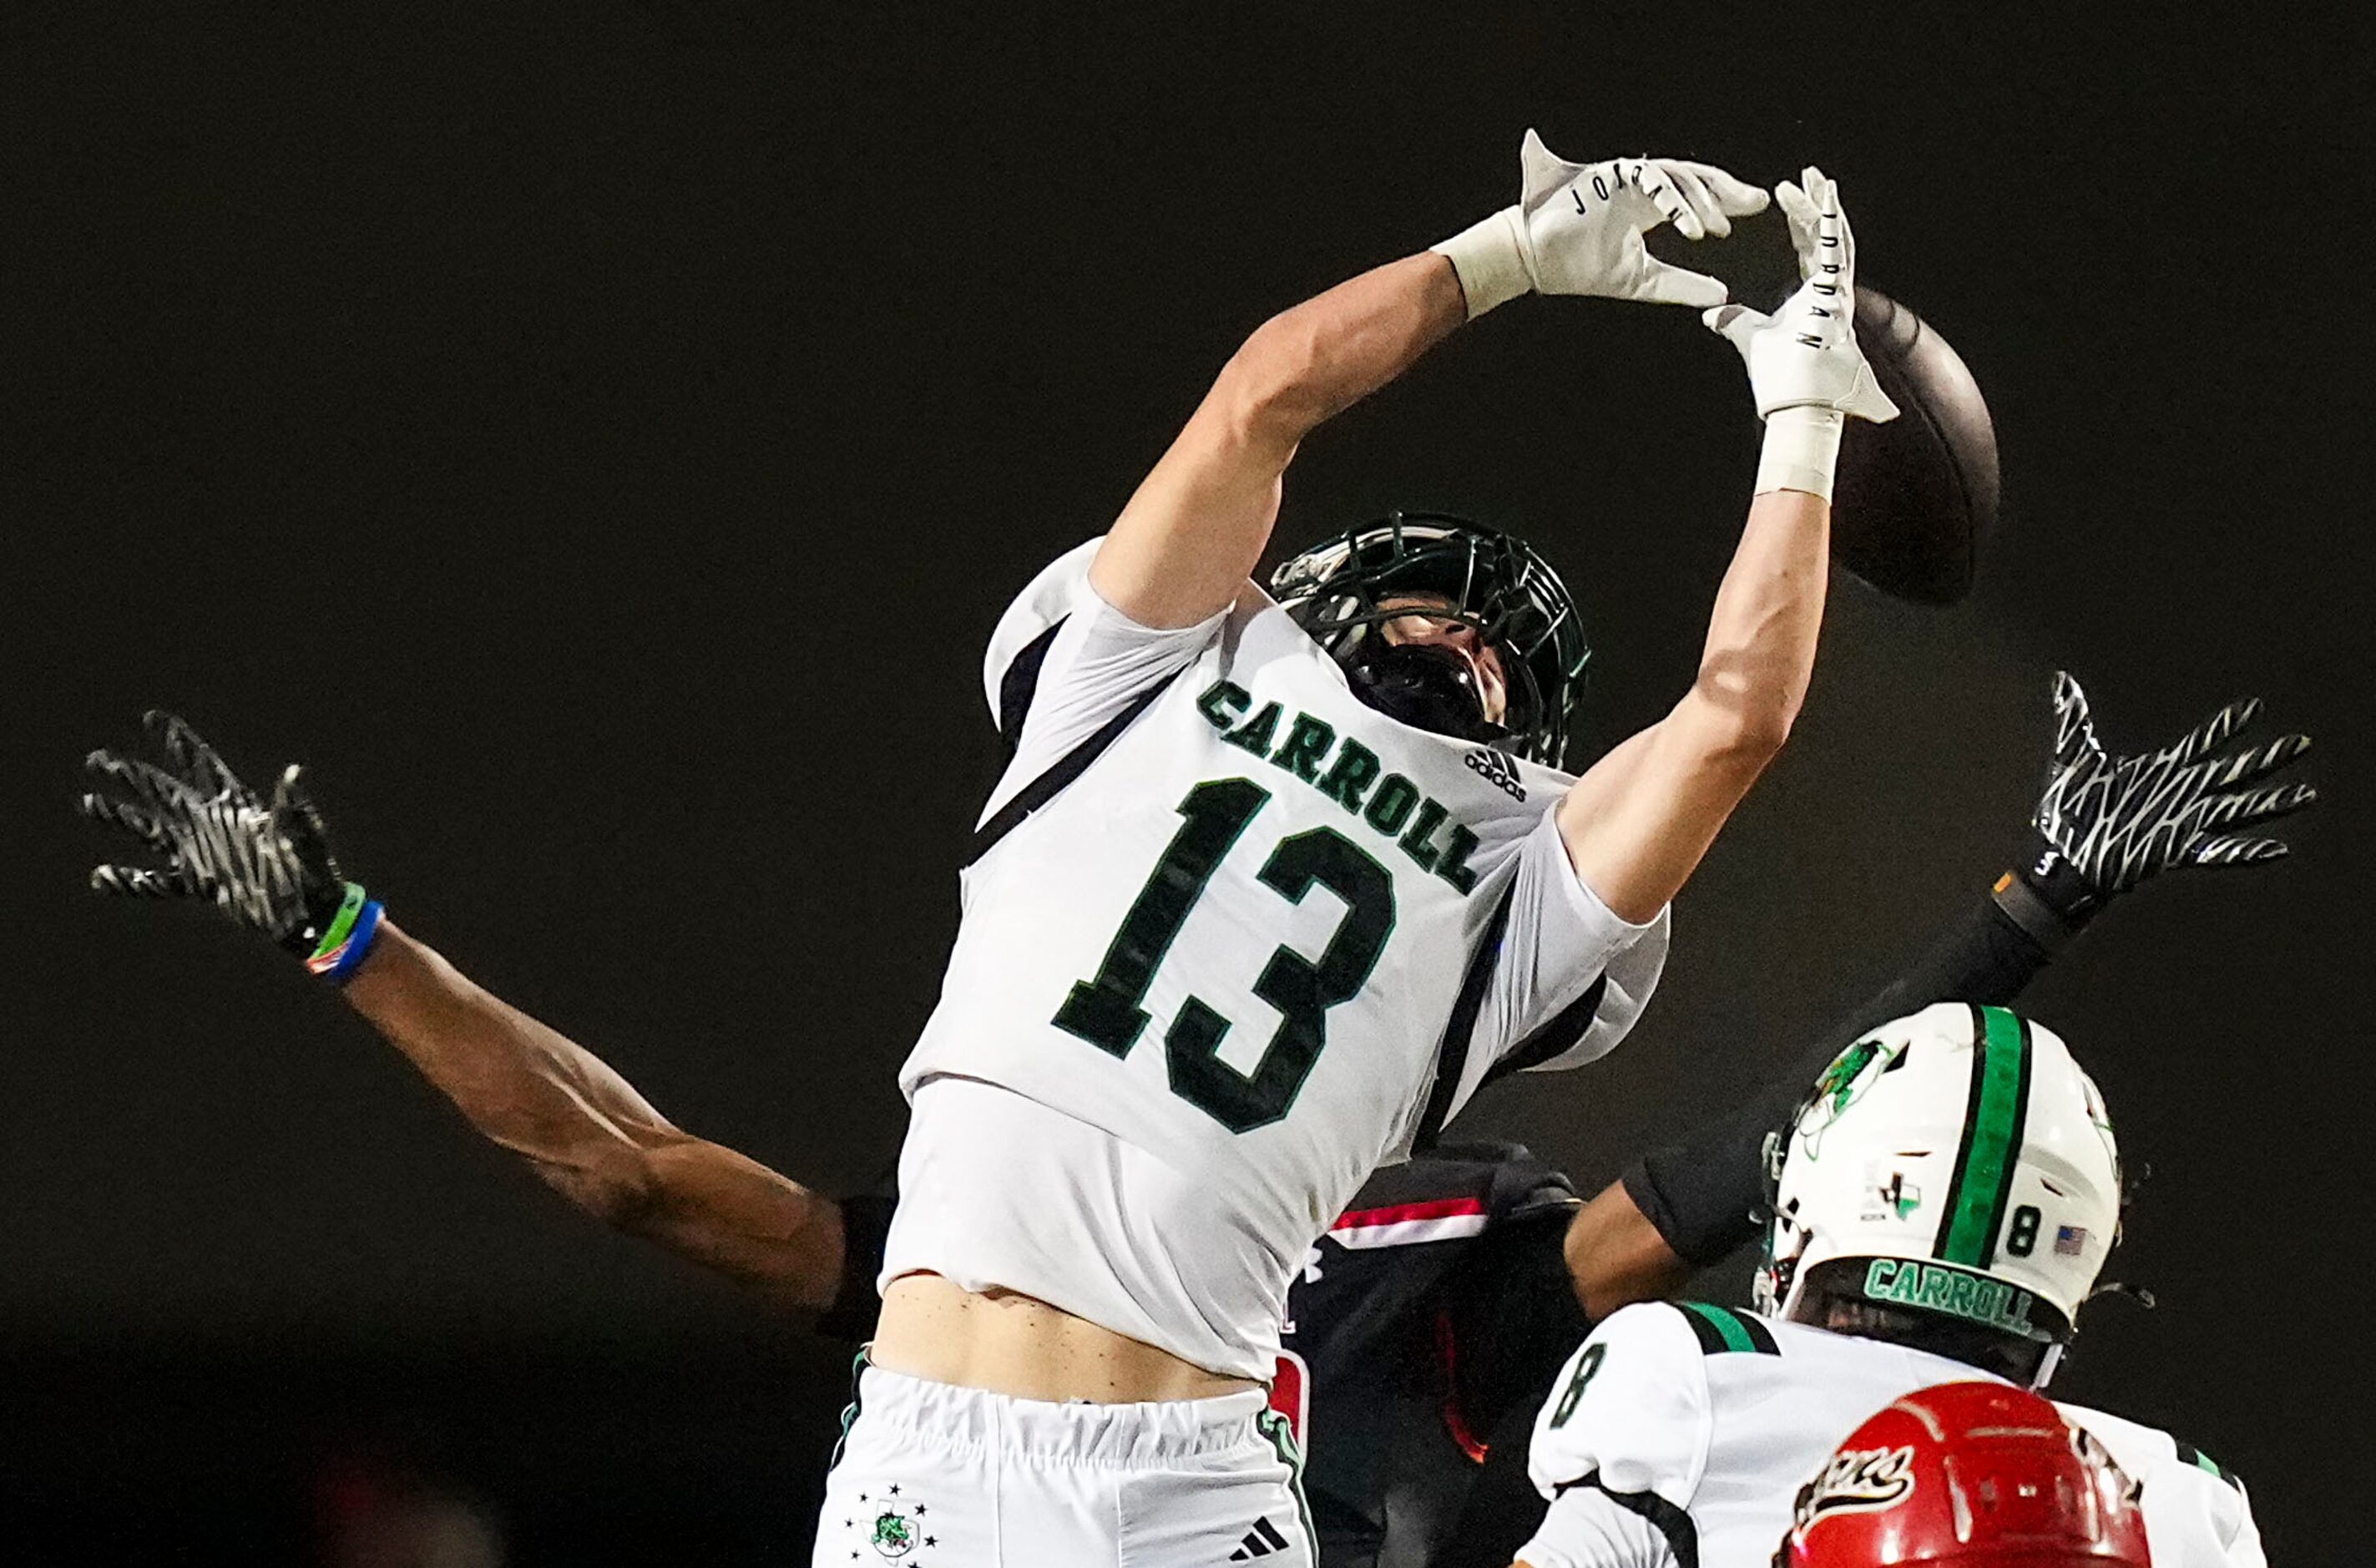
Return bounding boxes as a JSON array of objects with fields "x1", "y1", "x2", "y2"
[{"x1": 1271, "y1": 513, "x2": 1589, "y2": 769}]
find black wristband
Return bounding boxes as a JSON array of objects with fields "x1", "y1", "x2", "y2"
[
  {"x1": 816, "y1": 1191, "x2": 897, "y2": 1343},
  {"x1": 1993, "y1": 837, "x2": 2101, "y2": 950}
]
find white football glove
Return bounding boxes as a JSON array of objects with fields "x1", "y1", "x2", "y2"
[
  {"x1": 1433, "y1": 131, "x2": 1768, "y2": 316},
  {"x1": 1703, "y1": 166, "x2": 1899, "y2": 422}
]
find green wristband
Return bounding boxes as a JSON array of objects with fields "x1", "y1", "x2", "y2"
[{"x1": 306, "y1": 883, "x2": 369, "y2": 964}]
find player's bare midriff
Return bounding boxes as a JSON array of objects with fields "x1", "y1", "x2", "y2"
[{"x1": 872, "y1": 1272, "x2": 1261, "y2": 1404}]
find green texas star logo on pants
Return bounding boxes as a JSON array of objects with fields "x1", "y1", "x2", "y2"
[{"x1": 847, "y1": 1486, "x2": 935, "y2": 1562}]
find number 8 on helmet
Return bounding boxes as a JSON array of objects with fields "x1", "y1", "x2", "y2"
[{"x1": 1757, "y1": 1002, "x2": 2124, "y2": 1390}]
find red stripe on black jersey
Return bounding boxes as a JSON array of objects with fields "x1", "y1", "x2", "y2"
[
  {"x1": 1327, "y1": 1196, "x2": 1490, "y2": 1248},
  {"x1": 1278, "y1": 1144, "x2": 1583, "y2": 1567}
]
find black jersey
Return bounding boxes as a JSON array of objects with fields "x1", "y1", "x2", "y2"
[{"x1": 1271, "y1": 1142, "x2": 1587, "y2": 1568}]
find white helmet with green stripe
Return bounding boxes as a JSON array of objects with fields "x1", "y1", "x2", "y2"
[{"x1": 1755, "y1": 1001, "x2": 2121, "y2": 1388}]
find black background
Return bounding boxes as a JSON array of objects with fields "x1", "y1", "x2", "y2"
[{"x1": 4, "y1": 5, "x2": 2366, "y2": 1562}]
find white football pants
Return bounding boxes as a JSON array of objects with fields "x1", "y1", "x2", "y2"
[{"x1": 813, "y1": 1358, "x2": 1313, "y2": 1566}]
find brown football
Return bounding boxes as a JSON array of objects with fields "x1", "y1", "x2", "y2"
[{"x1": 1831, "y1": 287, "x2": 2000, "y2": 605}]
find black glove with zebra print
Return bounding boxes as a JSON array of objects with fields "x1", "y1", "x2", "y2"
[
  {"x1": 81, "y1": 711, "x2": 386, "y2": 979},
  {"x1": 1993, "y1": 671, "x2": 2315, "y2": 943}
]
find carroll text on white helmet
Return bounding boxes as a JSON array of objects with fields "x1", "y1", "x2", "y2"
[{"x1": 1757, "y1": 1001, "x2": 2121, "y2": 1385}]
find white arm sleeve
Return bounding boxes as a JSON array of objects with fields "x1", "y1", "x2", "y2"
[
  {"x1": 2212, "y1": 1483, "x2": 2269, "y2": 1568},
  {"x1": 1514, "y1": 1496, "x2": 1671, "y2": 1568},
  {"x1": 1521, "y1": 1304, "x2": 1710, "y2": 1568},
  {"x1": 2141, "y1": 1469, "x2": 2267, "y2": 1568},
  {"x1": 1429, "y1": 809, "x2": 1671, "y2": 1125},
  {"x1": 2060, "y1": 1406, "x2": 2267, "y2": 1568},
  {"x1": 977, "y1": 539, "x2": 1229, "y2": 823}
]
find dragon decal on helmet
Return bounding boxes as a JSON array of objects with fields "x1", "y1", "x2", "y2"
[{"x1": 1270, "y1": 512, "x2": 1590, "y2": 770}]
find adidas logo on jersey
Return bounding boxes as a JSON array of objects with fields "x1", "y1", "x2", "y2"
[
  {"x1": 1464, "y1": 746, "x2": 1526, "y2": 801},
  {"x1": 1229, "y1": 1516, "x2": 1292, "y2": 1560}
]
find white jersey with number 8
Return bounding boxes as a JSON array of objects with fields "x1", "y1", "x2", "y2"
[
  {"x1": 882, "y1": 541, "x2": 1669, "y2": 1378},
  {"x1": 1522, "y1": 1304, "x2": 2265, "y2": 1568}
]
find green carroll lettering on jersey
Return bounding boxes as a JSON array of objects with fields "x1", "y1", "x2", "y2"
[
  {"x1": 1198, "y1": 679, "x2": 1489, "y2": 899},
  {"x1": 1433, "y1": 823, "x2": 1480, "y2": 894},
  {"x1": 1398, "y1": 798, "x2": 1448, "y2": 873},
  {"x1": 1316, "y1": 739, "x2": 1381, "y2": 811},
  {"x1": 1271, "y1": 713, "x2": 1336, "y2": 783},
  {"x1": 1224, "y1": 700, "x2": 1282, "y2": 756},
  {"x1": 1364, "y1": 772, "x2": 1420, "y2": 835},
  {"x1": 1196, "y1": 681, "x2": 1250, "y2": 729},
  {"x1": 1863, "y1": 1258, "x2": 2039, "y2": 1334}
]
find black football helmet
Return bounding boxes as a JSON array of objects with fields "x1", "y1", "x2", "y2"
[{"x1": 1270, "y1": 512, "x2": 1590, "y2": 770}]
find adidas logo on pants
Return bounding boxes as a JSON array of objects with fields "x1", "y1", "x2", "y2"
[
  {"x1": 815, "y1": 1361, "x2": 1315, "y2": 1565},
  {"x1": 1231, "y1": 1515, "x2": 1293, "y2": 1559}
]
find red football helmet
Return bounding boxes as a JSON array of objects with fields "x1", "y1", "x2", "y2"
[{"x1": 1777, "y1": 1382, "x2": 2150, "y2": 1567}]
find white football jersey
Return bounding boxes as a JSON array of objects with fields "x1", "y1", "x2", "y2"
[
  {"x1": 882, "y1": 541, "x2": 1670, "y2": 1378},
  {"x1": 1521, "y1": 1303, "x2": 2265, "y2": 1568}
]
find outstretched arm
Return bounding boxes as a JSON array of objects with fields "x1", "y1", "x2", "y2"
[
  {"x1": 343, "y1": 923, "x2": 845, "y2": 1312},
  {"x1": 1557, "y1": 486, "x2": 1832, "y2": 923},
  {"x1": 1556, "y1": 857, "x2": 2095, "y2": 1316},
  {"x1": 1439, "y1": 677, "x2": 2317, "y2": 1568},
  {"x1": 1607, "y1": 673, "x2": 2317, "y2": 1277},
  {"x1": 79, "y1": 713, "x2": 850, "y2": 1316},
  {"x1": 1089, "y1": 254, "x2": 1467, "y2": 628},
  {"x1": 1090, "y1": 134, "x2": 1766, "y2": 629},
  {"x1": 1558, "y1": 169, "x2": 1898, "y2": 923}
]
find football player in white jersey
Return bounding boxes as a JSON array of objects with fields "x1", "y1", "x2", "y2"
[
  {"x1": 1516, "y1": 1004, "x2": 2266, "y2": 1568},
  {"x1": 71, "y1": 664, "x2": 2313, "y2": 1566},
  {"x1": 68, "y1": 129, "x2": 1902, "y2": 1565},
  {"x1": 71, "y1": 660, "x2": 2313, "y2": 1567},
  {"x1": 818, "y1": 134, "x2": 1898, "y2": 1562}
]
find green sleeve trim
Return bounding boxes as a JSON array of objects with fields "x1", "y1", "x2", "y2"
[
  {"x1": 1675, "y1": 1301, "x2": 1777, "y2": 1355},
  {"x1": 2174, "y1": 1439, "x2": 2242, "y2": 1492},
  {"x1": 306, "y1": 883, "x2": 368, "y2": 962}
]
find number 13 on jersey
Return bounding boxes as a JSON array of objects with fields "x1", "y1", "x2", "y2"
[{"x1": 1053, "y1": 778, "x2": 1398, "y2": 1134}]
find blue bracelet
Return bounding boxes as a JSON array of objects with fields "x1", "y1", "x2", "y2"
[
  {"x1": 305, "y1": 884, "x2": 386, "y2": 983},
  {"x1": 324, "y1": 897, "x2": 384, "y2": 983}
]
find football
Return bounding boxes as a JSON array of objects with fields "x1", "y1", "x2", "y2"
[{"x1": 1832, "y1": 287, "x2": 2000, "y2": 605}]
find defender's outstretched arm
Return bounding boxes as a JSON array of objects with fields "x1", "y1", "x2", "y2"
[
  {"x1": 345, "y1": 923, "x2": 846, "y2": 1312},
  {"x1": 1613, "y1": 671, "x2": 2318, "y2": 1278},
  {"x1": 1448, "y1": 679, "x2": 2315, "y2": 1568},
  {"x1": 79, "y1": 713, "x2": 849, "y2": 1315},
  {"x1": 1559, "y1": 169, "x2": 1898, "y2": 923},
  {"x1": 1090, "y1": 134, "x2": 1766, "y2": 630}
]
